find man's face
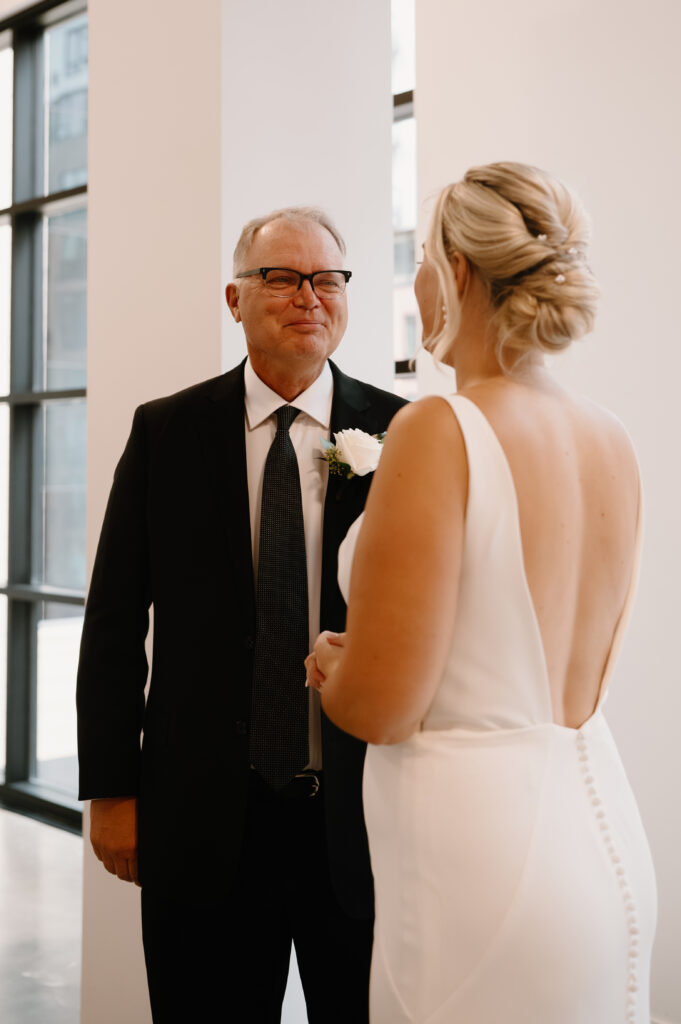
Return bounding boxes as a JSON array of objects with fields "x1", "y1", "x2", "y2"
[{"x1": 226, "y1": 219, "x2": 348, "y2": 385}]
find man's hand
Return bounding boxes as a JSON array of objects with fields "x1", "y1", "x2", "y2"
[
  {"x1": 90, "y1": 796, "x2": 140, "y2": 885},
  {"x1": 305, "y1": 631, "x2": 346, "y2": 692}
]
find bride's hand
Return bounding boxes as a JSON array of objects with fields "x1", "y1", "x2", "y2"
[
  {"x1": 304, "y1": 651, "x2": 325, "y2": 692},
  {"x1": 305, "y1": 631, "x2": 346, "y2": 692}
]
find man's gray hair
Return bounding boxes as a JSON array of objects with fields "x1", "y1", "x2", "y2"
[{"x1": 232, "y1": 205, "x2": 347, "y2": 275}]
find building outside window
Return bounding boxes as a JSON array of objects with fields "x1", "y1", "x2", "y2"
[
  {"x1": 392, "y1": 0, "x2": 418, "y2": 399},
  {"x1": 0, "y1": 1, "x2": 88, "y2": 831}
]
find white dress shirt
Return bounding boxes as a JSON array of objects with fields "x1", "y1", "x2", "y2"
[{"x1": 244, "y1": 357, "x2": 333, "y2": 770}]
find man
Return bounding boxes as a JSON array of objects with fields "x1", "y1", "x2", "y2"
[{"x1": 76, "y1": 206, "x2": 406, "y2": 1023}]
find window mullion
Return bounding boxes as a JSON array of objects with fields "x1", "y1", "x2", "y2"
[
  {"x1": 10, "y1": 212, "x2": 42, "y2": 392},
  {"x1": 12, "y1": 26, "x2": 44, "y2": 206},
  {"x1": 5, "y1": 397, "x2": 34, "y2": 784},
  {"x1": 8, "y1": 404, "x2": 33, "y2": 584},
  {"x1": 5, "y1": 598, "x2": 32, "y2": 782}
]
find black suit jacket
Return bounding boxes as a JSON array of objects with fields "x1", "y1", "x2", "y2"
[{"x1": 76, "y1": 359, "x2": 406, "y2": 913}]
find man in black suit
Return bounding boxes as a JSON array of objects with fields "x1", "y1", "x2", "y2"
[{"x1": 76, "y1": 206, "x2": 406, "y2": 1023}]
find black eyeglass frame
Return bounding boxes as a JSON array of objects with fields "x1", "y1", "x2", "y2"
[{"x1": 235, "y1": 267, "x2": 352, "y2": 295}]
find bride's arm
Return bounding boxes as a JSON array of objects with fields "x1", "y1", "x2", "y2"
[{"x1": 317, "y1": 397, "x2": 468, "y2": 745}]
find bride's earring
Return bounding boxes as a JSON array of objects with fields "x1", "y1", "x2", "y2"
[{"x1": 441, "y1": 303, "x2": 448, "y2": 324}]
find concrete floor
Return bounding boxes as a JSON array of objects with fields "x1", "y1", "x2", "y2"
[
  {"x1": 0, "y1": 805, "x2": 312, "y2": 1024},
  {"x1": 0, "y1": 808, "x2": 81, "y2": 1024},
  {"x1": 0, "y1": 806, "x2": 312, "y2": 1024}
]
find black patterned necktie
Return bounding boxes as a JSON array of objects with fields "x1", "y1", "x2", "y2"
[{"x1": 249, "y1": 405, "x2": 309, "y2": 789}]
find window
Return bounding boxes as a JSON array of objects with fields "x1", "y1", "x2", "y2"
[
  {"x1": 0, "y1": 1, "x2": 87, "y2": 832},
  {"x1": 392, "y1": 0, "x2": 418, "y2": 399}
]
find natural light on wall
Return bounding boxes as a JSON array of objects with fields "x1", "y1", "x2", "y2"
[{"x1": 0, "y1": 45, "x2": 11, "y2": 209}]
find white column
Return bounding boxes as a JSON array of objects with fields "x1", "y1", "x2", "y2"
[
  {"x1": 416, "y1": 2, "x2": 681, "y2": 1020},
  {"x1": 83, "y1": 1, "x2": 222, "y2": 1021}
]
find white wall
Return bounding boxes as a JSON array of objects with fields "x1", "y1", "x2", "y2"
[
  {"x1": 82, "y1": 0, "x2": 223, "y2": 1021},
  {"x1": 221, "y1": 0, "x2": 394, "y2": 386},
  {"x1": 0, "y1": 0, "x2": 21, "y2": 21},
  {"x1": 415, "y1": 2, "x2": 681, "y2": 1020}
]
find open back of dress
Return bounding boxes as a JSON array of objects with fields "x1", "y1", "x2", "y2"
[{"x1": 339, "y1": 395, "x2": 656, "y2": 1024}]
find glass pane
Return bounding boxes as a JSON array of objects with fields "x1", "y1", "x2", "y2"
[
  {"x1": 391, "y1": 0, "x2": 415, "y2": 95},
  {"x1": 0, "y1": 221, "x2": 8, "y2": 395},
  {"x1": 0, "y1": 403, "x2": 8, "y2": 585},
  {"x1": 38, "y1": 399, "x2": 87, "y2": 591},
  {"x1": 392, "y1": 116, "x2": 419, "y2": 367},
  {"x1": 393, "y1": 273, "x2": 420, "y2": 362},
  {"x1": 34, "y1": 600, "x2": 82, "y2": 795},
  {"x1": 44, "y1": 208, "x2": 87, "y2": 390},
  {"x1": 0, "y1": 595, "x2": 6, "y2": 778},
  {"x1": 392, "y1": 116, "x2": 417, "y2": 232},
  {"x1": 0, "y1": 47, "x2": 12, "y2": 209},
  {"x1": 45, "y1": 14, "x2": 88, "y2": 194},
  {"x1": 394, "y1": 230, "x2": 415, "y2": 280},
  {"x1": 0, "y1": 222, "x2": 9, "y2": 396}
]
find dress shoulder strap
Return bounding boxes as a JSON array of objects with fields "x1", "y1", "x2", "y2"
[{"x1": 434, "y1": 392, "x2": 524, "y2": 532}]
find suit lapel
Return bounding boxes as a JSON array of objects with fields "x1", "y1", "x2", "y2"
[
  {"x1": 320, "y1": 363, "x2": 376, "y2": 630},
  {"x1": 195, "y1": 360, "x2": 255, "y2": 628},
  {"x1": 326, "y1": 362, "x2": 375, "y2": 503}
]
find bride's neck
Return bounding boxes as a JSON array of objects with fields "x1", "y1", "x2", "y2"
[{"x1": 451, "y1": 328, "x2": 548, "y2": 391}]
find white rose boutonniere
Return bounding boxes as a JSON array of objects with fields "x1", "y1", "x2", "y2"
[{"x1": 320, "y1": 428, "x2": 386, "y2": 479}]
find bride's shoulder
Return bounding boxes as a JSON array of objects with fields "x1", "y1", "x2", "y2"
[
  {"x1": 387, "y1": 393, "x2": 463, "y2": 431},
  {"x1": 571, "y1": 394, "x2": 639, "y2": 467},
  {"x1": 383, "y1": 394, "x2": 466, "y2": 453},
  {"x1": 378, "y1": 396, "x2": 467, "y2": 486}
]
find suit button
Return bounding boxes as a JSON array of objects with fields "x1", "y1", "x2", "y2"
[
  {"x1": 235, "y1": 720, "x2": 247, "y2": 736},
  {"x1": 244, "y1": 635, "x2": 255, "y2": 650}
]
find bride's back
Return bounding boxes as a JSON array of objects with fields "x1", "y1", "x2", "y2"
[
  {"x1": 408, "y1": 162, "x2": 638, "y2": 731},
  {"x1": 463, "y1": 376, "x2": 640, "y2": 729}
]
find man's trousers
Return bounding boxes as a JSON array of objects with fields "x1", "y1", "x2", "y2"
[{"x1": 141, "y1": 772, "x2": 374, "y2": 1023}]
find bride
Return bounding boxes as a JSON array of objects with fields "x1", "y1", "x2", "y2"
[{"x1": 306, "y1": 162, "x2": 657, "y2": 1023}]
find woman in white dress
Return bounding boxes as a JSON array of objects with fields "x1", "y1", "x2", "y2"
[{"x1": 306, "y1": 162, "x2": 656, "y2": 1023}]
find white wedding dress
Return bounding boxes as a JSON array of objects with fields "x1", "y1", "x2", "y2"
[{"x1": 337, "y1": 395, "x2": 657, "y2": 1024}]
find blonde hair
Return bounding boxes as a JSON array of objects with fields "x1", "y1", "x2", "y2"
[
  {"x1": 233, "y1": 206, "x2": 346, "y2": 275},
  {"x1": 425, "y1": 162, "x2": 600, "y2": 367}
]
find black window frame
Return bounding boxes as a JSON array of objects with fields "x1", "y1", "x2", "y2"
[{"x1": 0, "y1": 0, "x2": 88, "y2": 835}]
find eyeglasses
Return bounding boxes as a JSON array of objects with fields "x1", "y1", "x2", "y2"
[{"x1": 235, "y1": 267, "x2": 352, "y2": 298}]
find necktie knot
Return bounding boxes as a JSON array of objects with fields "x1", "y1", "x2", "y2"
[{"x1": 276, "y1": 405, "x2": 301, "y2": 433}]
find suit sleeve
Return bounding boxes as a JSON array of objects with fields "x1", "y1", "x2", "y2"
[{"x1": 76, "y1": 405, "x2": 151, "y2": 800}]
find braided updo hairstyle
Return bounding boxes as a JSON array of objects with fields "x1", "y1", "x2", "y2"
[{"x1": 424, "y1": 162, "x2": 600, "y2": 367}]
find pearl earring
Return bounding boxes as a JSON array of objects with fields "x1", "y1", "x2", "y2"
[{"x1": 441, "y1": 304, "x2": 448, "y2": 323}]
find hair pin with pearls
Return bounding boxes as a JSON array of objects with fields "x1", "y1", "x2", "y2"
[
  {"x1": 537, "y1": 234, "x2": 547, "y2": 241},
  {"x1": 555, "y1": 274, "x2": 566, "y2": 284}
]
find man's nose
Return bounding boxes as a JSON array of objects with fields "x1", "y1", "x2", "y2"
[{"x1": 292, "y1": 279, "x2": 320, "y2": 307}]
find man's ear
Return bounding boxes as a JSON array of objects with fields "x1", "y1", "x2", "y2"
[{"x1": 225, "y1": 283, "x2": 241, "y2": 322}]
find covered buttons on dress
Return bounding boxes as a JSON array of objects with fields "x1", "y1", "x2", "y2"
[{"x1": 575, "y1": 730, "x2": 640, "y2": 1022}]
